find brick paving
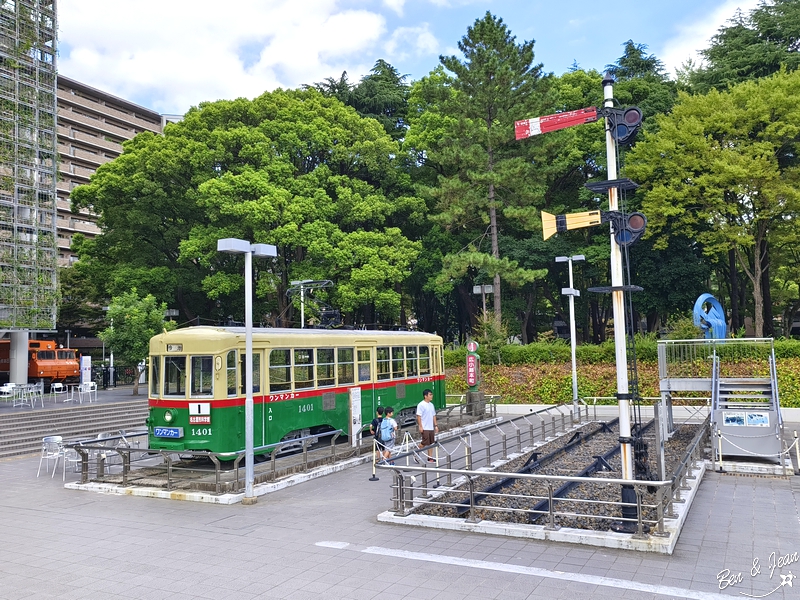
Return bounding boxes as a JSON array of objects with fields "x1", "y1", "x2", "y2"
[{"x1": 1, "y1": 417, "x2": 799, "y2": 600}]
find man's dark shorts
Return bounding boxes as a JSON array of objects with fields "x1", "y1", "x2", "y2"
[{"x1": 421, "y1": 430, "x2": 435, "y2": 447}]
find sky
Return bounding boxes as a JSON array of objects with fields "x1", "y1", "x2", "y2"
[{"x1": 57, "y1": 0, "x2": 761, "y2": 116}]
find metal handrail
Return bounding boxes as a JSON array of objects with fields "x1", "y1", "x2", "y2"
[
  {"x1": 67, "y1": 429, "x2": 344, "y2": 493},
  {"x1": 382, "y1": 462, "x2": 673, "y2": 538}
]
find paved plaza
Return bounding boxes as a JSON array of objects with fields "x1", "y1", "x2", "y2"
[{"x1": 1, "y1": 423, "x2": 800, "y2": 600}]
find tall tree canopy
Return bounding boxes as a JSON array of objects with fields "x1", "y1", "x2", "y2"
[
  {"x1": 626, "y1": 69, "x2": 800, "y2": 336},
  {"x1": 689, "y1": 0, "x2": 800, "y2": 92},
  {"x1": 72, "y1": 89, "x2": 424, "y2": 327},
  {"x1": 406, "y1": 12, "x2": 550, "y2": 326}
]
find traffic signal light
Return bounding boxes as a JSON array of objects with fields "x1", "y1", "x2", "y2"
[
  {"x1": 603, "y1": 107, "x2": 643, "y2": 145},
  {"x1": 612, "y1": 212, "x2": 647, "y2": 247},
  {"x1": 541, "y1": 210, "x2": 601, "y2": 240}
]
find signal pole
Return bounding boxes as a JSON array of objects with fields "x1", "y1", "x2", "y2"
[{"x1": 603, "y1": 74, "x2": 634, "y2": 482}]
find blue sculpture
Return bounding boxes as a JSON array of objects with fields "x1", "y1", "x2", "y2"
[{"x1": 693, "y1": 294, "x2": 727, "y2": 339}]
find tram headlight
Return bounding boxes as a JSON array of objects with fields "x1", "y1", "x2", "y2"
[{"x1": 164, "y1": 410, "x2": 175, "y2": 423}]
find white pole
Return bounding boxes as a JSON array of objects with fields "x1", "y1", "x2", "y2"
[
  {"x1": 109, "y1": 318, "x2": 115, "y2": 388},
  {"x1": 568, "y1": 259, "x2": 579, "y2": 413},
  {"x1": 300, "y1": 285, "x2": 305, "y2": 329},
  {"x1": 244, "y1": 249, "x2": 255, "y2": 502},
  {"x1": 604, "y1": 74, "x2": 634, "y2": 482}
]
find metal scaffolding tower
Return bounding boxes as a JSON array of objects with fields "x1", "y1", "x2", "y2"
[{"x1": 0, "y1": 0, "x2": 58, "y2": 330}]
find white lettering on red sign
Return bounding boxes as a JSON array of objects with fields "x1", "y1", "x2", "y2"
[{"x1": 467, "y1": 354, "x2": 478, "y2": 386}]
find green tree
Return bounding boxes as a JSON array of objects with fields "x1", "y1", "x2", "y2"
[
  {"x1": 689, "y1": 0, "x2": 800, "y2": 93},
  {"x1": 309, "y1": 60, "x2": 410, "y2": 142},
  {"x1": 75, "y1": 89, "x2": 423, "y2": 328},
  {"x1": 626, "y1": 70, "x2": 800, "y2": 336},
  {"x1": 99, "y1": 289, "x2": 176, "y2": 395},
  {"x1": 408, "y1": 13, "x2": 549, "y2": 326}
]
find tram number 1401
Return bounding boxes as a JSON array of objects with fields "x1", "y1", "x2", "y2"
[
  {"x1": 298, "y1": 404, "x2": 314, "y2": 413},
  {"x1": 191, "y1": 428, "x2": 212, "y2": 436}
]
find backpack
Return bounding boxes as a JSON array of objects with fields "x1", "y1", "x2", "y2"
[
  {"x1": 380, "y1": 417, "x2": 395, "y2": 442},
  {"x1": 373, "y1": 418, "x2": 384, "y2": 443}
]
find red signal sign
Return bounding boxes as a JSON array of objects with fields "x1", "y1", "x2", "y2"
[{"x1": 515, "y1": 107, "x2": 598, "y2": 140}]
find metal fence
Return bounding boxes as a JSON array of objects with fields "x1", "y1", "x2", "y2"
[
  {"x1": 379, "y1": 414, "x2": 710, "y2": 539},
  {"x1": 658, "y1": 338, "x2": 775, "y2": 380},
  {"x1": 64, "y1": 397, "x2": 502, "y2": 493}
]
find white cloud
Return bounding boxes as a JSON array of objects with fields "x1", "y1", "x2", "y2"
[
  {"x1": 385, "y1": 23, "x2": 439, "y2": 60},
  {"x1": 660, "y1": 0, "x2": 761, "y2": 76},
  {"x1": 58, "y1": 0, "x2": 387, "y2": 114},
  {"x1": 382, "y1": 0, "x2": 405, "y2": 16}
]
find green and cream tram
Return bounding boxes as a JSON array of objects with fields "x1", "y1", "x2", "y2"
[{"x1": 147, "y1": 327, "x2": 445, "y2": 454}]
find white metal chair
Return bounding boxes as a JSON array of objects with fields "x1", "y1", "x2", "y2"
[
  {"x1": 50, "y1": 382, "x2": 68, "y2": 404},
  {"x1": 30, "y1": 381, "x2": 44, "y2": 408},
  {"x1": 78, "y1": 381, "x2": 98, "y2": 403},
  {"x1": 0, "y1": 383, "x2": 14, "y2": 403},
  {"x1": 37, "y1": 435, "x2": 64, "y2": 478}
]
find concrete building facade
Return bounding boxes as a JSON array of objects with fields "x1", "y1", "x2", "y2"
[{"x1": 56, "y1": 76, "x2": 163, "y2": 266}]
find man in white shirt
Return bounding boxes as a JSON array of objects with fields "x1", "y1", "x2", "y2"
[{"x1": 416, "y1": 388, "x2": 438, "y2": 462}]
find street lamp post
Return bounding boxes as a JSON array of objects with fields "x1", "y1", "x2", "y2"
[
  {"x1": 472, "y1": 284, "x2": 494, "y2": 319},
  {"x1": 555, "y1": 255, "x2": 585, "y2": 421},
  {"x1": 290, "y1": 280, "x2": 313, "y2": 328},
  {"x1": 217, "y1": 238, "x2": 277, "y2": 504}
]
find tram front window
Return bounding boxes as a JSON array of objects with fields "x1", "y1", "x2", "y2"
[
  {"x1": 191, "y1": 356, "x2": 213, "y2": 397},
  {"x1": 150, "y1": 357, "x2": 160, "y2": 397},
  {"x1": 164, "y1": 356, "x2": 186, "y2": 396}
]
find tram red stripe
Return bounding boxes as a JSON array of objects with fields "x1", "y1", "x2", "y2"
[{"x1": 148, "y1": 374, "x2": 445, "y2": 408}]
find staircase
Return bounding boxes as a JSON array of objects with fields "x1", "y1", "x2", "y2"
[
  {"x1": 716, "y1": 378, "x2": 773, "y2": 409},
  {"x1": 711, "y1": 351, "x2": 784, "y2": 463},
  {"x1": 0, "y1": 400, "x2": 148, "y2": 460}
]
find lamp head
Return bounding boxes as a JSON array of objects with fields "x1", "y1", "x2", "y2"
[{"x1": 217, "y1": 238, "x2": 250, "y2": 254}]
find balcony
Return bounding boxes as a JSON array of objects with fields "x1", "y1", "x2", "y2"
[
  {"x1": 57, "y1": 89, "x2": 161, "y2": 134},
  {"x1": 57, "y1": 109, "x2": 135, "y2": 141}
]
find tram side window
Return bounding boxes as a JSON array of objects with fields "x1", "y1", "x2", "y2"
[
  {"x1": 164, "y1": 356, "x2": 186, "y2": 396},
  {"x1": 358, "y1": 349, "x2": 371, "y2": 382},
  {"x1": 227, "y1": 350, "x2": 237, "y2": 396},
  {"x1": 269, "y1": 349, "x2": 291, "y2": 392},
  {"x1": 406, "y1": 346, "x2": 418, "y2": 376},
  {"x1": 295, "y1": 348, "x2": 314, "y2": 390},
  {"x1": 338, "y1": 347, "x2": 354, "y2": 385},
  {"x1": 191, "y1": 355, "x2": 213, "y2": 397},
  {"x1": 376, "y1": 346, "x2": 391, "y2": 380},
  {"x1": 150, "y1": 356, "x2": 160, "y2": 397},
  {"x1": 419, "y1": 346, "x2": 430, "y2": 375},
  {"x1": 317, "y1": 348, "x2": 335, "y2": 387},
  {"x1": 391, "y1": 346, "x2": 405, "y2": 379}
]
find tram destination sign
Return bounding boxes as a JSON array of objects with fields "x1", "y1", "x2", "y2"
[{"x1": 154, "y1": 427, "x2": 184, "y2": 439}]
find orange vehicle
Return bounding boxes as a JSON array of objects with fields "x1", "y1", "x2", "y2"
[{"x1": 0, "y1": 339, "x2": 80, "y2": 386}]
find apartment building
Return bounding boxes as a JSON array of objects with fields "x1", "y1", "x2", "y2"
[{"x1": 56, "y1": 76, "x2": 163, "y2": 266}]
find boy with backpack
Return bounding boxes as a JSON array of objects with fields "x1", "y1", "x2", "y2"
[
  {"x1": 370, "y1": 407, "x2": 384, "y2": 461},
  {"x1": 379, "y1": 406, "x2": 398, "y2": 464}
]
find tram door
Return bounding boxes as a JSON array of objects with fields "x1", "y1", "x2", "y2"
[{"x1": 356, "y1": 348, "x2": 374, "y2": 430}]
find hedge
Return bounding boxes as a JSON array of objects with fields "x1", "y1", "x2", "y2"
[{"x1": 443, "y1": 339, "x2": 800, "y2": 408}]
